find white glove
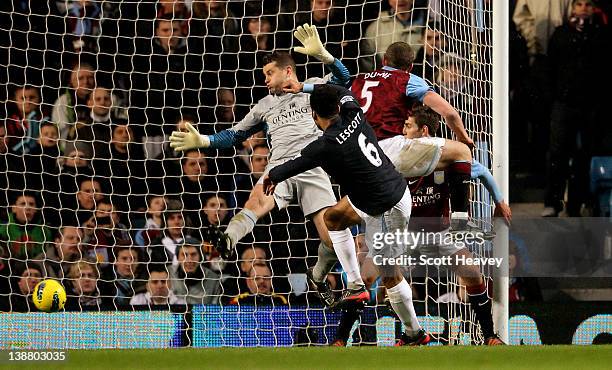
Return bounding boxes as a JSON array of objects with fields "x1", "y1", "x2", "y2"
[
  {"x1": 169, "y1": 122, "x2": 210, "y2": 151},
  {"x1": 293, "y1": 24, "x2": 334, "y2": 64}
]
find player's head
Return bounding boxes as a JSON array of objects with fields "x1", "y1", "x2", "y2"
[
  {"x1": 383, "y1": 42, "x2": 415, "y2": 72},
  {"x1": 403, "y1": 105, "x2": 440, "y2": 139},
  {"x1": 309, "y1": 84, "x2": 340, "y2": 129},
  {"x1": 262, "y1": 52, "x2": 297, "y2": 95}
]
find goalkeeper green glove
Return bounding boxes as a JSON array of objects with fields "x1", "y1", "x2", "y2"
[
  {"x1": 293, "y1": 24, "x2": 335, "y2": 64},
  {"x1": 169, "y1": 123, "x2": 210, "y2": 151}
]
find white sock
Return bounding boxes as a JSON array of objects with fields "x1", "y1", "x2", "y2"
[
  {"x1": 224, "y1": 209, "x2": 258, "y2": 247},
  {"x1": 387, "y1": 278, "x2": 421, "y2": 336},
  {"x1": 312, "y1": 242, "x2": 338, "y2": 282},
  {"x1": 329, "y1": 229, "x2": 363, "y2": 289}
]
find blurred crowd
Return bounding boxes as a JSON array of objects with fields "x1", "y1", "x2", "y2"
[{"x1": 0, "y1": 0, "x2": 609, "y2": 311}]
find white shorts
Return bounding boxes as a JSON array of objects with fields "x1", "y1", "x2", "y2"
[
  {"x1": 259, "y1": 164, "x2": 336, "y2": 217},
  {"x1": 350, "y1": 187, "x2": 412, "y2": 259},
  {"x1": 409, "y1": 228, "x2": 466, "y2": 258},
  {"x1": 378, "y1": 136, "x2": 445, "y2": 178}
]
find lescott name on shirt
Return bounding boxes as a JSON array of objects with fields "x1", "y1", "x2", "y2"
[{"x1": 335, "y1": 112, "x2": 362, "y2": 145}]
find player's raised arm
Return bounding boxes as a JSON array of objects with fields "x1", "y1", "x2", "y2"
[
  {"x1": 472, "y1": 160, "x2": 512, "y2": 225},
  {"x1": 293, "y1": 24, "x2": 350, "y2": 86},
  {"x1": 405, "y1": 73, "x2": 473, "y2": 148},
  {"x1": 422, "y1": 89, "x2": 473, "y2": 148},
  {"x1": 169, "y1": 107, "x2": 266, "y2": 152}
]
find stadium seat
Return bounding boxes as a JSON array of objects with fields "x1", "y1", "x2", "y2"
[{"x1": 590, "y1": 157, "x2": 612, "y2": 218}]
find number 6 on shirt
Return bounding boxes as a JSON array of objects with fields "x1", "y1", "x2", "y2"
[{"x1": 358, "y1": 133, "x2": 382, "y2": 167}]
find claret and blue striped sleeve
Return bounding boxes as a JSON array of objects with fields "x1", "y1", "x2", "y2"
[{"x1": 471, "y1": 160, "x2": 504, "y2": 203}]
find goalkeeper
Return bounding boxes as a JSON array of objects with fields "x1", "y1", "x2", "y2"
[{"x1": 170, "y1": 25, "x2": 365, "y2": 306}]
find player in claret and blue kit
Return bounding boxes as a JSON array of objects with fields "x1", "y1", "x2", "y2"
[
  {"x1": 351, "y1": 41, "x2": 475, "y2": 232},
  {"x1": 332, "y1": 106, "x2": 510, "y2": 346}
]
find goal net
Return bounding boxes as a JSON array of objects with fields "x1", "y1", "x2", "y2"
[{"x1": 0, "y1": 0, "x2": 497, "y2": 348}]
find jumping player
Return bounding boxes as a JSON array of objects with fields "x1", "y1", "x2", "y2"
[
  {"x1": 169, "y1": 25, "x2": 364, "y2": 305},
  {"x1": 332, "y1": 106, "x2": 509, "y2": 346},
  {"x1": 351, "y1": 41, "x2": 475, "y2": 232},
  {"x1": 263, "y1": 83, "x2": 431, "y2": 346}
]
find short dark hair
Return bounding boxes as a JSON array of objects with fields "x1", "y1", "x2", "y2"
[
  {"x1": 175, "y1": 236, "x2": 201, "y2": 258},
  {"x1": 412, "y1": 105, "x2": 440, "y2": 135},
  {"x1": 310, "y1": 85, "x2": 340, "y2": 119},
  {"x1": 384, "y1": 42, "x2": 415, "y2": 71},
  {"x1": 262, "y1": 51, "x2": 296, "y2": 72}
]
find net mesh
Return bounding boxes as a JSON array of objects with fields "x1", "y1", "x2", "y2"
[{"x1": 0, "y1": 0, "x2": 495, "y2": 347}]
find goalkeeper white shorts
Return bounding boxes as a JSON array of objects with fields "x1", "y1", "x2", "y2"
[{"x1": 259, "y1": 164, "x2": 336, "y2": 217}]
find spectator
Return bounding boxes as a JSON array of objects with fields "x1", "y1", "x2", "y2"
[
  {"x1": 93, "y1": 122, "x2": 146, "y2": 211},
  {"x1": 235, "y1": 131, "x2": 267, "y2": 170},
  {"x1": 0, "y1": 263, "x2": 43, "y2": 312},
  {"x1": 0, "y1": 124, "x2": 7, "y2": 212},
  {"x1": 170, "y1": 237, "x2": 222, "y2": 304},
  {"x1": 100, "y1": 246, "x2": 147, "y2": 306},
  {"x1": 61, "y1": 178, "x2": 105, "y2": 225},
  {"x1": 157, "y1": 0, "x2": 190, "y2": 20},
  {"x1": 65, "y1": 0, "x2": 102, "y2": 53},
  {"x1": 234, "y1": 15, "x2": 275, "y2": 103},
  {"x1": 220, "y1": 243, "x2": 268, "y2": 299},
  {"x1": 82, "y1": 199, "x2": 131, "y2": 263},
  {"x1": 210, "y1": 88, "x2": 246, "y2": 131},
  {"x1": 235, "y1": 144, "x2": 270, "y2": 206},
  {"x1": 0, "y1": 192, "x2": 52, "y2": 260},
  {"x1": 361, "y1": 0, "x2": 426, "y2": 72},
  {"x1": 60, "y1": 142, "x2": 94, "y2": 178},
  {"x1": 435, "y1": 54, "x2": 471, "y2": 118},
  {"x1": 167, "y1": 150, "x2": 232, "y2": 228},
  {"x1": 4, "y1": 85, "x2": 45, "y2": 154},
  {"x1": 67, "y1": 86, "x2": 115, "y2": 157},
  {"x1": 148, "y1": 199, "x2": 193, "y2": 265},
  {"x1": 52, "y1": 62, "x2": 95, "y2": 144},
  {"x1": 202, "y1": 194, "x2": 231, "y2": 228},
  {"x1": 64, "y1": 258, "x2": 105, "y2": 310},
  {"x1": 543, "y1": 0, "x2": 611, "y2": 216},
  {"x1": 33, "y1": 226, "x2": 83, "y2": 280},
  {"x1": 143, "y1": 115, "x2": 201, "y2": 192},
  {"x1": 130, "y1": 265, "x2": 186, "y2": 306},
  {"x1": 239, "y1": 245, "x2": 268, "y2": 276},
  {"x1": 190, "y1": 0, "x2": 240, "y2": 56},
  {"x1": 29, "y1": 122, "x2": 61, "y2": 174},
  {"x1": 229, "y1": 264, "x2": 287, "y2": 305},
  {"x1": 135, "y1": 195, "x2": 167, "y2": 247},
  {"x1": 513, "y1": 0, "x2": 573, "y2": 59},
  {"x1": 414, "y1": 22, "x2": 446, "y2": 81},
  {"x1": 131, "y1": 14, "x2": 190, "y2": 131}
]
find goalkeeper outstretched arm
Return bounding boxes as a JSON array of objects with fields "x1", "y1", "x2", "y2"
[{"x1": 169, "y1": 24, "x2": 350, "y2": 152}]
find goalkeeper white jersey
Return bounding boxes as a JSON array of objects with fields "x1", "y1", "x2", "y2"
[{"x1": 230, "y1": 77, "x2": 326, "y2": 165}]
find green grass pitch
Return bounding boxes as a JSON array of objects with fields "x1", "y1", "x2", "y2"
[{"x1": 2, "y1": 346, "x2": 612, "y2": 370}]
